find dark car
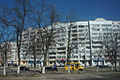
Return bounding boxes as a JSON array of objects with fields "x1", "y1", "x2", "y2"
[
  {"x1": 96, "y1": 65, "x2": 111, "y2": 68},
  {"x1": 98, "y1": 65, "x2": 106, "y2": 68},
  {"x1": 20, "y1": 66, "x2": 29, "y2": 70},
  {"x1": 45, "y1": 66, "x2": 53, "y2": 71}
]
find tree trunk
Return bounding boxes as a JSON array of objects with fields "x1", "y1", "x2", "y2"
[
  {"x1": 114, "y1": 52, "x2": 118, "y2": 71},
  {"x1": 3, "y1": 52, "x2": 7, "y2": 76},
  {"x1": 67, "y1": 65, "x2": 70, "y2": 73},
  {"x1": 115, "y1": 59, "x2": 118, "y2": 71},
  {"x1": 96, "y1": 60, "x2": 99, "y2": 72},
  {"x1": 42, "y1": 66, "x2": 45, "y2": 74},
  {"x1": 33, "y1": 58, "x2": 36, "y2": 68},
  {"x1": 3, "y1": 61, "x2": 7, "y2": 76},
  {"x1": 17, "y1": 65, "x2": 20, "y2": 74},
  {"x1": 42, "y1": 48, "x2": 49, "y2": 74},
  {"x1": 33, "y1": 46, "x2": 36, "y2": 68},
  {"x1": 111, "y1": 62, "x2": 114, "y2": 71},
  {"x1": 17, "y1": 50, "x2": 20, "y2": 74}
]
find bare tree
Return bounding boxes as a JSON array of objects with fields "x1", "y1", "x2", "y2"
[
  {"x1": 0, "y1": 6, "x2": 14, "y2": 76},
  {"x1": 22, "y1": 28, "x2": 42, "y2": 68},
  {"x1": 27, "y1": 2, "x2": 59, "y2": 73},
  {"x1": 4, "y1": 0, "x2": 32, "y2": 74},
  {"x1": 94, "y1": 34, "x2": 104, "y2": 71},
  {"x1": 31, "y1": 0, "x2": 46, "y2": 68},
  {"x1": 0, "y1": 25, "x2": 12, "y2": 76},
  {"x1": 103, "y1": 27, "x2": 120, "y2": 71},
  {"x1": 40, "y1": 5, "x2": 59, "y2": 73},
  {"x1": 63, "y1": 10, "x2": 78, "y2": 73},
  {"x1": 0, "y1": 42, "x2": 12, "y2": 76}
]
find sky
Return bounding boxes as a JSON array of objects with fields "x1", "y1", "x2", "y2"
[{"x1": 0, "y1": 0, "x2": 120, "y2": 21}]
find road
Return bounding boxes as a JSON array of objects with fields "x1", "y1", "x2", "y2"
[
  {"x1": 39, "y1": 72, "x2": 120, "y2": 80},
  {"x1": 0, "y1": 71, "x2": 120, "y2": 80}
]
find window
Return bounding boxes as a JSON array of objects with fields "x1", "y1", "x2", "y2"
[
  {"x1": 59, "y1": 44, "x2": 64, "y2": 46},
  {"x1": 57, "y1": 47, "x2": 66, "y2": 50},
  {"x1": 92, "y1": 24, "x2": 100, "y2": 27},
  {"x1": 92, "y1": 41, "x2": 102, "y2": 44},
  {"x1": 92, "y1": 37, "x2": 102, "y2": 40},
  {"x1": 102, "y1": 28, "x2": 107, "y2": 31},
  {"x1": 113, "y1": 25, "x2": 120, "y2": 27},
  {"x1": 73, "y1": 60, "x2": 78, "y2": 62},
  {"x1": 86, "y1": 46, "x2": 90, "y2": 49},
  {"x1": 72, "y1": 34, "x2": 77, "y2": 37},
  {"x1": 113, "y1": 25, "x2": 117, "y2": 27},
  {"x1": 92, "y1": 33, "x2": 97, "y2": 35},
  {"x1": 79, "y1": 29, "x2": 83, "y2": 32},
  {"x1": 72, "y1": 30, "x2": 77, "y2": 32},
  {"x1": 117, "y1": 25, "x2": 120, "y2": 27},
  {"x1": 102, "y1": 24, "x2": 111, "y2": 27},
  {"x1": 72, "y1": 26, "x2": 77, "y2": 29},
  {"x1": 79, "y1": 33, "x2": 84, "y2": 36},
  {"x1": 72, "y1": 38, "x2": 78, "y2": 41},
  {"x1": 92, "y1": 46, "x2": 103, "y2": 48},
  {"x1": 73, "y1": 56, "x2": 78, "y2": 58},
  {"x1": 62, "y1": 56, "x2": 66, "y2": 58},
  {"x1": 79, "y1": 25, "x2": 84, "y2": 28},
  {"x1": 92, "y1": 28, "x2": 100, "y2": 31},
  {"x1": 79, "y1": 38, "x2": 85, "y2": 40}
]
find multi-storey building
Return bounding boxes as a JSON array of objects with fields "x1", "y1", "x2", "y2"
[
  {"x1": 89, "y1": 18, "x2": 120, "y2": 66},
  {"x1": 0, "y1": 42, "x2": 17, "y2": 66},
  {"x1": 48, "y1": 21, "x2": 90, "y2": 66},
  {"x1": 21, "y1": 18, "x2": 120, "y2": 67},
  {"x1": 7, "y1": 42, "x2": 18, "y2": 65},
  {"x1": 49, "y1": 18, "x2": 120, "y2": 66},
  {"x1": 21, "y1": 28, "x2": 43, "y2": 67}
]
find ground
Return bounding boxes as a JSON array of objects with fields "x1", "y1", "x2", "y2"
[{"x1": 0, "y1": 67, "x2": 120, "y2": 80}]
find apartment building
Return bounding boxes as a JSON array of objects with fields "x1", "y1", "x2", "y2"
[
  {"x1": 21, "y1": 28, "x2": 43, "y2": 67},
  {"x1": 20, "y1": 18, "x2": 120, "y2": 67},
  {"x1": 49, "y1": 18, "x2": 120, "y2": 66},
  {"x1": 89, "y1": 18, "x2": 120, "y2": 66},
  {"x1": 0, "y1": 42, "x2": 17, "y2": 66},
  {"x1": 48, "y1": 21, "x2": 90, "y2": 66},
  {"x1": 7, "y1": 42, "x2": 18, "y2": 65}
]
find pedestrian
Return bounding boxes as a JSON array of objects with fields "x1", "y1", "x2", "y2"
[{"x1": 53, "y1": 63, "x2": 57, "y2": 71}]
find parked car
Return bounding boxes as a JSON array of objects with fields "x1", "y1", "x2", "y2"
[
  {"x1": 20, "y1": 66, "x2": 29, "y2": 70},
  {"x1": 45, "y1": 66, "x2": 53, "y2": 71},
  {"x1": 96, "y1": 65, "x2": 111, "y2": 68}
]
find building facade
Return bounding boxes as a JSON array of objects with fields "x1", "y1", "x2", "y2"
[
  {"x1": 48, "y1": 18, "x2": 120, "y2": 66},
  {"x1": 0, "y1": 42, "x2": 17, "y2": 66},
  {"x1": 20, "y1": 18, "x2": 120, "y2": 67}
]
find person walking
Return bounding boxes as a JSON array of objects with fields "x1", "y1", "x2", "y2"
[{"x1": 53, "y1": 63, "x2": 57, "y2": 71}]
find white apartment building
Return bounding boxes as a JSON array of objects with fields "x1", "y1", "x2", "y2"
[
  {"x1": 49, "y1": 18, "x2": 120, "y2": 66},
  {"x1": 21, "y1": 28, "x2": 43, "y2": 67},
  {"x1": 7, "y1": 42, "x2": 17, "y2": 65},
  {"x1": 0, "y1": 42, "x2": 17, "y2": 66},
  {"x1": 48, "y1": 21, "x2": 90, "y2": 66},
  {"x1": 21, "y1": 18, "x2": 120, "y2": 67}
]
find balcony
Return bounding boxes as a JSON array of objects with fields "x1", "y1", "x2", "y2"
[{"x1": 49, "y1": 58, "x2": 56, "y2": 61}]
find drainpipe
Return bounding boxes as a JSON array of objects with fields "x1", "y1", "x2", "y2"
[{"x1": 88, "y1": 21, "x2": 92, "y2": 66}]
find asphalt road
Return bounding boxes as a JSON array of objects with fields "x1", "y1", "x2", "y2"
[
  {"x1": 39, "y1": 72, "x2": 120, "y2": 80},
  {"x1": 0, "y1": 71, "x2": 120, "y2": 80}
]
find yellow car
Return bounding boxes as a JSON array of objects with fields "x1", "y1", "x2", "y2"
[{"x1": 65, "y1": 62, "x2": 84, "y2": 71}]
